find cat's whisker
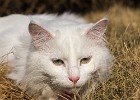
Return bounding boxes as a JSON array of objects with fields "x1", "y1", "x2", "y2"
[{"x1": 57, "y1": 93, "x2": 70, "y2": 100}]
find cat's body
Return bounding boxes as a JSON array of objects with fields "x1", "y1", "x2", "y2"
[{"x1": 0, "y1": 14, "x2": 112, "y2": 100}]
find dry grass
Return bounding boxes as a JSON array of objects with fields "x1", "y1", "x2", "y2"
[{"x1": 0, "y1": 5, "x2": 140, "y2": 100}]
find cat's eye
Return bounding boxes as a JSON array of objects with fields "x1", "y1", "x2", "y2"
[
  {"x1": 52, "y1": 59, "x2": 64, "y2": 66},
  {"x1": 80, "y1": 56, "x2": 91, "y2": 65}
]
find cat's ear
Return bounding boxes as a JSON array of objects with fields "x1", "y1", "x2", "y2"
[
  {"x1": 84, "y1": 17, "x2": 108, "y2": 40},
  {"x1": 28, "y1": 22, "x2": 53, "y2": 48},
  {"x1": 29, "y1": 22, "x2": 53, "y2": 40}
]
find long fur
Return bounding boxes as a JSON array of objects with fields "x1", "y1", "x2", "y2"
[{"x1": 0, "y1": 13, "x2": 112, "y2": 100}]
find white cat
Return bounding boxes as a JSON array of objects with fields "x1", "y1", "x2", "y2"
[{"x1": 0, "y1": 13, "x2": 112, "y2": 100}]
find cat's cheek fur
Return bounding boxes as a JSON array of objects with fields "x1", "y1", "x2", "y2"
[
  {"x1": 31, "y1": 52, "x2": 74, "y2": 87},
  {"x1": 89, "y1": 46, "x2": 112, "y2": 80},
  {"x1": 79, "y1": 46, "x2": 112, "y2": 84}
]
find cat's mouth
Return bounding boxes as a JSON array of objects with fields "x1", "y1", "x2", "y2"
[
  {"x1": 59, "y1": 86, "x2": 81, "y2": 96},
  {"x1": 58, "y1": 88, "x2": 80, "y2": 100},
  {"x1": 58, "y1": 91, "x2": 75, "y2": 100}
]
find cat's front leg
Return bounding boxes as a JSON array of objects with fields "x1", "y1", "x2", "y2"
[{"x1": 37, "y1": 88, "x2": 58, "y2": 100}]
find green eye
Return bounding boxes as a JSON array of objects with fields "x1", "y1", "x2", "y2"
[
  {"x1": 52, "y1": 59, "x2": 64, "y2": 66},
  {"x1": 80, "y1": 56, "x2": 91, "y2": 65}
]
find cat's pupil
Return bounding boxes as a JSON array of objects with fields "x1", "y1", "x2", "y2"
[
  {"x1": 80, "y1": 56, "x2": 91, "y2": 65},
  {"x1": 52, "y1": 59, "x2": 64, "y2": 66}
]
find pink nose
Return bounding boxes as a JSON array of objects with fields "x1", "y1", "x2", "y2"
[{"x1": 68, "y1": 76, "x2": 80, "y2": 84}]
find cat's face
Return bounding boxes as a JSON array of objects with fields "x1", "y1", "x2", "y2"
[{"x1": 28, "y1": 18, "x2": 112, "y2": 91}]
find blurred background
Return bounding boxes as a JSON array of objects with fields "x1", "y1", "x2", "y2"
[
  {"x1": 0, "y1": 0, "x2": 140, "y2": 100},
  {"x1": 0, "y1": 0, "x2": 140, "y2": 16}
]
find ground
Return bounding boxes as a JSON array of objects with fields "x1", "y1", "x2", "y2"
[{"x1": 0, "y1": 5, "x2": 140, "y2": 100}]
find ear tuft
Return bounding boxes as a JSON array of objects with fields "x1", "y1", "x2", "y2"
[
  {"x1": 28, "y1": 22, "x2": 53, "y2": 48},
  {"x1": 85, "y1": 17, "x2": 108, "y2": 40}
]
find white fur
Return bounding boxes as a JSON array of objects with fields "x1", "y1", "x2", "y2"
[{"x1": 0, "y1": 14, "x2": 112, "y2": 99}]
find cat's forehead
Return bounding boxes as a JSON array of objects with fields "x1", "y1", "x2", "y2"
[
  {"x1": 49, "y1": 25, "x2": 87, "y2": 32},
  {"x1": 43, "y1": 22, "x2": 94, "y2": 54},
  {"x1": 40, "y1": 20, "x2": 96, "y2": 57},
  {"x1": 50, "y1": 29, "x2": 93, "y2": 58},
  {"x1": 42, "y1": 19, "x2": 91, "y2": 34},
  {"x1": 48, "y1": 24, "x2": 92, "y2": 38},
  {"x1": 52, "y1": 24, "x2": 88, "y2": 46}
]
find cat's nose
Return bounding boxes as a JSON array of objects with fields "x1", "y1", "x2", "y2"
[{"x1": 68, "y1": 76, "x2": 80, "y2": 84}]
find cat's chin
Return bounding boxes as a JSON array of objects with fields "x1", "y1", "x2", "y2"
[
  {"x1": 60, "y1": 87, "x2": 81, "y2": 94},
  {"x1": 57, "y1": 84, "x2": 85, "y2": 94},
  {"x1": 58, "y1": 88, "x2": 80, "y2": 100},
  {"x1": 58, "y1": 83, "x2": 84, "y2": 90}
]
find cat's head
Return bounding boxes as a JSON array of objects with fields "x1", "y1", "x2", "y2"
[{"x1": 28, "y1": 17, "x2": 112, "y2": 91}]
